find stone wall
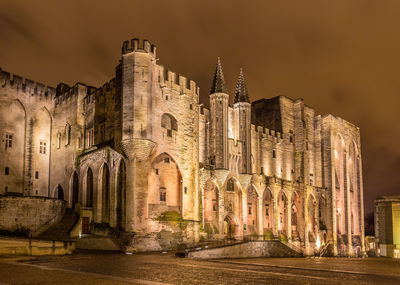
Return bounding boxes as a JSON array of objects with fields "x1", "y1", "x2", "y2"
[{"x1": 0, "y1": 196, "x2": 65, "y2": 236}]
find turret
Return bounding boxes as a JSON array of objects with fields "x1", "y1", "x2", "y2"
[
  {"x1": 117, "y1": 38, "x2": 156, "y2": 142},
  {"x1": 209, "y1": 57, "x2": 229, "y2": 169},
  {"x1": 234, "y1": 68, "x2": 251, "y2": 174}
]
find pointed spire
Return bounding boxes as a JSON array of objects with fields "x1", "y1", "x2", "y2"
[
  {"x1": 210, "y1": 57, "x2": 228, "y2": 94},
  {"x1": 234, "y1": 68, "x2": 250, "y2": 103}
]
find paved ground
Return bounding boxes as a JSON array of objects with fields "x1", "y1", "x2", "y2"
[{"x1": 0, "y1": 251, "x2": 399, "y2": 284}]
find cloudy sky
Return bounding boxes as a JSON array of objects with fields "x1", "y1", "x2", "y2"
[{"x1": 1, "y1": 0, "x2": 399, "y2": 213}]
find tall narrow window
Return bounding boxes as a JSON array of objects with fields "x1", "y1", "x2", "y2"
[
  {"x1": 159, "y1": 187, "x2": 166, "y2": 202},
  {"x1": 57, "y1": 133, "x2": 61, "y2": 149},
  {"x1": 5, "y1": 133, "x2": 13, "y2": 150},
  {"x1": 248, "y1": 204, "x2": 252, "y2": 215},
  {"x1": 39, "y1": 141, "x2": 47, "y2": 154},
  {"x1": 65, "y1": 124, "x2": 71, "y2": 145},
  {"x1": 272, "y1": 150, "x2": 276, "y2": 158},
  {"x1": 5, "y1": 167, "x2": 9, "y2": 175},
  {"x1": 265, "y1": 204, "x2": 269, "y2": 216},
  {"x1": 35, "y1": 171, "x2": 39, "y2": 179}
]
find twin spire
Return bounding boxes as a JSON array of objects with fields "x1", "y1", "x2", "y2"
[{"x1": 209, "y1": 57, "x2": 250, "y2": 103}]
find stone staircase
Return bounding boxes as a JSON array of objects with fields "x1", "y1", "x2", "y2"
[{"x1": 38, "y1": 209, "x2": 79, "y2": 241}]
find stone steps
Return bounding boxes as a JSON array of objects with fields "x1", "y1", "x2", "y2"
[{"x1": 38, "y1": 209, "x2": 78, "y2": 241}]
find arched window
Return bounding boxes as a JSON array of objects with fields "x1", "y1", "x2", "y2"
[
  {"x1": 86, "y1": 167, "x2": 93, "y2": 207},
  {"x1": 4, "y1": 167, "x2": 9, "y2": 175},
  {"x1": 161, "y1": 113, "x2": 178, "y2": 137},
  {"x1": 65, "y1": 123, "x2": 71, "y2": 145}
]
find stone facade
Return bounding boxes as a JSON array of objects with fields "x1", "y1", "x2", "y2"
[
  {"x1": 375, "y1": 196, "x2": 400, "y2": 258},
  {"x1": 0, "y1": 38, "x2": 364, "y2": 255}
]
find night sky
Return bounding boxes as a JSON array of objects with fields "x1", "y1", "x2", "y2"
[{"x1": 1, "y1": 0, "x2": 399, "y2": 213}]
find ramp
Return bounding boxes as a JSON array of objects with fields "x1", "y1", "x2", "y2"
[{"x1": 188, "y1": 240, "x2": 302, "y2": 259}]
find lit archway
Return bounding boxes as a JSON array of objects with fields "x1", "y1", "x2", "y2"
[
  {"x1": 262, "y1": 188, "x2": 274, "y2": 233},
  {"x1": 246, "y1": 185, "x2": 258, "y2": 235},
  {"x1": 148, "y1": 153, "x2": 182, "y2": 218},
  {"x1": 203, "y1": 179, "x2": 219, "y2": 234},
  {"x1": 86, "y1": 167, "x2": 93, "y2": 207}
]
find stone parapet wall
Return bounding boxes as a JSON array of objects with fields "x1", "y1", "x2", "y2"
[
  {"x1": 0, "y1": 237, "x2": 74, "y2": 256},
  {"x1": 0, "y1": 196, "x2": 65, "y2": 236}
]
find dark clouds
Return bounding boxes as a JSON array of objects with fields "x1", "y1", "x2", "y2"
[{"x1": 0, "y1": 0, "x2": 399, "y2": 213}]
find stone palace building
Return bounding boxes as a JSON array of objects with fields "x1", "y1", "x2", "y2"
[{"x1": 0, "y1": 38, "x2": 365, "y2": 256}]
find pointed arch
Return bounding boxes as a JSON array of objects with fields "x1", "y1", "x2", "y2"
[
  {"x1": 54, "y1": 184, "x2": 64, "y2": 200},
  {"x1": 203, "y1": 178, "x2": 219, "y2": 234},
  {"x1": 69, "y1": 171, "x2": 79, "y2": 208},
  {"x1": 148, "y1": 152, "x2": 183, "y2": 218},
  {"x1": 277, "y1": 189, "x2": 288, "y2": 234},
  {"x1": 86, "y1": 167, "x2": 94, "y2": 207},
  {"x1": 100, "y1": 163, "x2": 110, "y2": 223},
  {"x1": 246, "y1": 185, "x2": 259, "y2": 234},
  {"x1": 262, "y1": 187, "x2": 274, "y2": 232},
  {"x1": 2, "y1": 99, "x2": 27, "y2": 193},
  {"x1": 116, "y1": 159, "x2": 126, "y2": 228}
]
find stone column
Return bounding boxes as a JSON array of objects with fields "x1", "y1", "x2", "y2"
[
  {"x1": 345, "y1": 151, "x2": 353, "y2": 256},
  {"x1": 304, "y1": 192, "x2": 311, "y2": 255},
  {"x1": 273, "y1": 192, "x2": 279, "y2": 236},
  {"x1": 242, "y1": 190, "x2": 248, "y2": 239},
  {"x1": 358, "y1": 154, "x2": 366, "y2": 255},
  {"x1": 125, "y1": 158, "x2": 135, "y2": 232}
]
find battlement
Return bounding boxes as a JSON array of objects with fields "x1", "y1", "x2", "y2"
[
  {"x1": 54, "y1": 82, "x2": 95, "y2": 107},
  {"x1": 122, "y1": 38, "x2": 156, "y2": 57},
  {"x1": 160, "y1": 66, "x2": 199, "y2": 95},
  {"x1": 0, "y1": 67, "x2": 56, "y2": 98},
  {"x1": 251, "y1": 124, "x2": 284, "y2": 142}
]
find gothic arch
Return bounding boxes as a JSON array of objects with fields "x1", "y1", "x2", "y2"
[
  {"x1": 307, "y1": 193, "x2": 318, "y2": 242},
  {"x1": 116, "y1": 159, "x2": 126, "y2": 228},
  {"x1": 53, "y1": 184, "x2": 64, "y2": 200},
  {"x1": 99, "y1": 163, "x2": 110, "y2": 223},
  {"x1": 148, "y1": 152, "x2": 183, "y2": 218},
  {"x1": 85, "y1": 167, "x2": 94, "y2": 208},
  {"x1": 246, "y1": 185, "x2": 259, "y2": 234},
  {"x1": 277, "y1": 189, "x2": 288, "y2": 234},
  {"x1": 69, "y1": 171, "x2": 79, "y2": 208},
  {"x1": 262, "y1": 187, "x2": 274, "y2": 232},
  {"x1": 1, "y1": 99, "x2": 27, "y2": 193},
  {"x1": 203, "y1": 178, "x2": 219, "y2": 234}
]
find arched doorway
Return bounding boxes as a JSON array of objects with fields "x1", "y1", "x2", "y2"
[
  {"x1": 224, "y1": 177, "x2": 243, "y2": 239},
  {"x1": 86, "y1": 167, "x2": 93, "y2": 207},
  {"x1": 72, "y1": 172, "x2": 79, "y2": 208},
  {"x1": 101, "y1": 164, "x2": 110, "y2": 223},
  {"x1": 203, "y1": 179, "x2": 219, "y2": 234},
  {"x1": 116, "y1": 160, "x2": 126, "y2": 228},
  {"x1": 55, "y1": 185, "x2": 64, "y2": 200},
  {"x1": 224, "y1": 215, "x2": 236, "y2": 240}
]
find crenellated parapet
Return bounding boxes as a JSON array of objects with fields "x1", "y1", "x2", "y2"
[
  {"x1": 159, "y1": 66, "x2": 199, "y2": 96},
  {"x1": 122, "y1": 38, "x2": 156, "y2": 58},
  {"x1": 0, "y1": 67, "x2": 56, "y2": 99},
  {"x1": 251, "y1": 124, "x2": 285, "y2": 143}
]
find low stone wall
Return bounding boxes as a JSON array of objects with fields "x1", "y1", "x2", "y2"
[
  {"x1": 0, "y1": 237, "x2": 74, "y2": 256},
  {"x1": 188, "y1": 240, "x2": 302, "y2": 259},
  {"x1": 0, "y1": 196, "x2": 65, "y2": 237}
]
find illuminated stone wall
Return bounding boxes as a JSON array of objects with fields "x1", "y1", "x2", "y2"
[{"x1": 0, "y1": 38, "x2": 364, "y2": 254}]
